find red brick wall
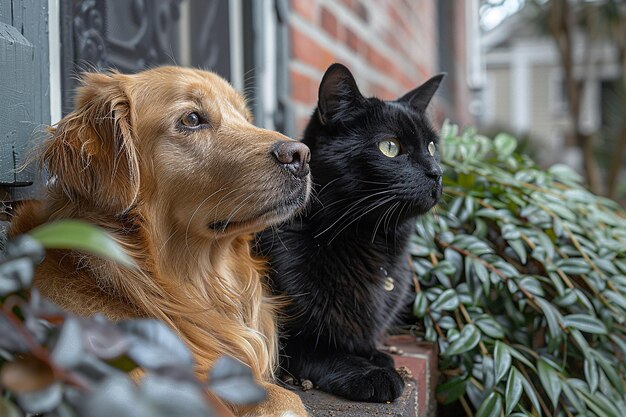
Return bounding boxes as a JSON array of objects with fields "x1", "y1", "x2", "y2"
[{"x1": 288, "y1": 0, "x2": 470, "y2": 134}]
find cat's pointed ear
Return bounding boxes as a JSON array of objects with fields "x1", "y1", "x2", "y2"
[
  {"x1": 398, "y1": 73, "x2": 445, "y2": 112},
  {"x1": 317, "y1": 63, "x2": 364, "y2": 125}
]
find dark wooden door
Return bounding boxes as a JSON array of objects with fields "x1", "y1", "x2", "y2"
[{"x1": 60, "y1": 0, "x2": 232, "y2": 114}]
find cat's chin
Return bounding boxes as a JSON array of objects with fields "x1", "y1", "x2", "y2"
[{"x1": 407, "y1": 197, "x2": 441, "y2": 217}]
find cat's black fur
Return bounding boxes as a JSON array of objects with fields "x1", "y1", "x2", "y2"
[{"x1": 257, "y1": 64, "x2": 444, "y2": 402}]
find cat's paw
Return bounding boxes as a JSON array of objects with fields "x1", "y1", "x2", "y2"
[
  {"x1": 343, "y1": 367, "x2": 405, "y2": 402},
  {"x1": 369, "y1": 350, "x2": 395, "y2": 368}
]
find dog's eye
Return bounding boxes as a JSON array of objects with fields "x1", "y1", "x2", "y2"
[
  {"x1": 378, "y1": 138, "x2": 400, "y2": 158},
  {"x1": 181, "y1": 112, "x2": 202, "y2": 128}
]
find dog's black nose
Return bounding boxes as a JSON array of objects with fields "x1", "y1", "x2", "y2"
[{"x1": 271, "y1": 141, "x2": 311, "y2": 178}]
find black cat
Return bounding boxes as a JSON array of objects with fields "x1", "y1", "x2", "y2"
[{"x1": 257, "y1": 63, "x2": 444, "y2": 402}]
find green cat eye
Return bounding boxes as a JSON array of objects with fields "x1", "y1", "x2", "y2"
[
  {"x1": 378, "y1": 139, "x2": 400, "y2": 158},
  {"x1": 428, "y1": 141, "x2": 436, "y2": 157}
]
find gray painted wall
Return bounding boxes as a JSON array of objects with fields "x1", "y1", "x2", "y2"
[{"x1": 0, "y1": 0, "x2": 49, "y2": 201}]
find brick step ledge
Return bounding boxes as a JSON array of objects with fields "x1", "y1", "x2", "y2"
[{"x1": 296, "y1": 336, "x2": 437, "y2": 417}]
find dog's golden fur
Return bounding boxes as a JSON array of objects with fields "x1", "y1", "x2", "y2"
[{"x1": 9, "y1": 66, "x2": 310, "y2": 416}]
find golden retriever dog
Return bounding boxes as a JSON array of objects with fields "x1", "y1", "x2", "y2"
[{"x1": 9, "y1": 66, "x2": 311, "y2": 416}]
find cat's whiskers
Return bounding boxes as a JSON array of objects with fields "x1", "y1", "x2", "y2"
[
  {"x1": 351, "y1": 179, "x2": 392, "y2": 186},
  {"x1": 306, "y1": 179, "x2": 327, "y2": 208},
  {"x1": 313, "y1": 190, "x2": 396, "y2": 238},
  {"x1": 308, "y1": 190, "x2": 324, "y2": 207},
  {"x1": 380, "y1": 201, "x2": 402, "y2": 247},
  {"x1": 438, "y1": 192, "x2": 452, "y2": 206},
  {"x1": 327, "y1": 196, "x2": 397, "y2": 244},
  {"x1": 387, "y1": 201, "x2": 408, "y2": 248},
  {"x1": 310, "y1": 195, "x2": 359, "y2": 218},
  {"x1": 371, "y1": 201, "x2": 399, "y2": 243},
  {"x1": 392, "y1": 201, "x2": 409, "y2": 247},
  {"x1": 383, "y1": 202, "x2": 401, "y2": 234},
  {"x1": 314, "y1": 177, "x2": 342, "y2": 199},
  {"x1": 311, "y1": 187, "x2": 397, "y2": 219},
  {"x1": 267, "y1": 223, "x2": 289, "y2": 253},
  {"x1": 333, "y1": 194, "x2": 396, "y2": 230},
  {"x1": 314, "y1": 177, "x2": 392, "y2": 206},
  {"x1": 316, "y1": 184, "x2": 395, "y2": 199},
  {"x1": 313, "y1": 190, "x2": 392, "y2": 229}
]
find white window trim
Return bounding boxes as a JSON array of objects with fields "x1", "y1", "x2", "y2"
[{"x1": 48, "y1": 0, "x2": 62, "y2": 125}]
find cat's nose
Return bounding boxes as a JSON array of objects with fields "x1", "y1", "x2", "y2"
[
  {"x1": 271, "y1": 140, "x2": 311, "y2": 178},
  {"x1": 426, "y1": 167, "x2": 442, "y2": 182}
]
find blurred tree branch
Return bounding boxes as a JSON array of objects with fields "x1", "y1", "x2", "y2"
[
  {"x1": 516, "y1": 0, "x2": 626, "y2": 196},
  {"x1": 606, "y1": 3, "x2": 626, "y2": 198},
  {"x1": 545, "y1": 0, "x2": 602, "y2": 193}
]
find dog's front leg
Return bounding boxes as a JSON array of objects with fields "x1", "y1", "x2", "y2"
[{"x1": 236, "y1": 382, "x2": 308, "y2": 417}]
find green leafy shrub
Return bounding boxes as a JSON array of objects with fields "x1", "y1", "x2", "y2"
[
  {"x1": 0, "y1": 221, "x2": 264, "y2": 416},
  {"x1": 411, "y1": 122, "x2": 626, "y2": 417}
]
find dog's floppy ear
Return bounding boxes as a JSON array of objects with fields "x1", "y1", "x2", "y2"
[
  {"x1": 42, "y1": 72, "x2": 140, "y2": 215},
  {"x1": 317, "y1": 63, "x2": 365, "y2": 125},
  {"x1": 398, "y1": 73, "x2": 445, "y2": 112}
]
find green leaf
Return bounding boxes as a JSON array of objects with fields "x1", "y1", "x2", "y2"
[
  {"x1": 537, "y1": 359, "x2": 562, "y2": 409},
  {"x1": 594, "y1": 258, "x2": 619, "y2": 275},
  {"x1": 549, "y1": 164, "x2": 583, "y2": 183},
  {"x1": 505, "y1": 367, "x2": 523, "y2": 414},
  {"x1": 472, "y1": 259, "x2": 490, "y2": 284},
  {"x1": 443, "y1": 324, "x2": 480, "y2": 356},
  {"x1": 561, "y1": 379, "x2": 585, "y2": 414},
  {"x1": 577, "y1": 388, "x2": 620, "y2": 417},
  {"x1": 553, "y1": 289, "x2": 577, "y2": 307},
  {"x1": 417, "y1": 126, "x2": 626, "y2": 414},
  {"x1": 407, "y1": 242, "x2": 431, "y2": 257},
  {"x1": 555, "y1": 258, "x2": 591, "y2": 275},
  {"x1": 535, "y1": 297, "x2": 563, "y2": 339},
  {"x1": 506, "y1": 346, "x2": 535, "y2": 371},
  {"x1": 517, "y1": 275, "x2": 544, "y2": 297},
  {"x1": 584, "y1": 356, "x2": 598, "y2": 393},
  {"x1": 501, "y1": 224, "x2": 521, "y2": 240},
  {"x1": 476, "y1": 208, "x2": 506, "y2": 219},
  {"x1": 508, "y1": 239, "x2": 527, "y2": 264},
  {"x1": 424, "y1": 317, "x2": 436, "y2": 342},
  {"x1": 520, "y1": 373, "x2": 542, "y2": 416},
  {"x1": 609, "y1": 333, "x2": 626, "y2": 357},
  {"x1": 475, "y1": 316, "x2": 504, "y2": 339},
  {"x1": 494, "y1": 341, "x2": 512, "y2": 383},
  {"x1": 569, "y1": 329, "x2": 590, "y2": 351},
  {"x1": 0, "y1": 398, "x2": 22, "y2": 417},
  {"x1": 475, "y1": 392, "x2": 502, "y2": 417},
  {"x1": 494, "y1": 133, "x2": 517, "y2": 158},
  {"x1": 412, "y1": 292, "x2": 428, "y2": 318},
  {"x1": 429, "y1": 288, "x2": 459, "y2": 311},
  {"x1": 542, "y1": 201, "x2": 576, "y2": 222},
  {"x1": 603, "y1": 290, "x2": 626, "y2": 311},
  {"x1": 562, "y1": 314, "x2": 607, "y2": 334},
  {"x1": 29, "y1": 220, "x2": 134, "y2": 267},
  {"x1": 435, "y1": 377, "x2": 467, "y2": 405},
  {"x1": 433, "y1": 260, "x2": 456, "y2": 276},
  {"x1": 536, "y1": 231, "x2": 555, "y2": 260},
  {"x1": 563, "y1": 188, "x2": 594, "y2": 203},
  {"x1": 592, "y1": 352, "x2": 625, "y2": 396}
]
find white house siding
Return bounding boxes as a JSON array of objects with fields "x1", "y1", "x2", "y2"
[
  {"x1": 529, "y1": 65, "x2": 553, "y2": 143},
  {"x1": 488, "y1": 67, "x2": 512, "y2": 129}
]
